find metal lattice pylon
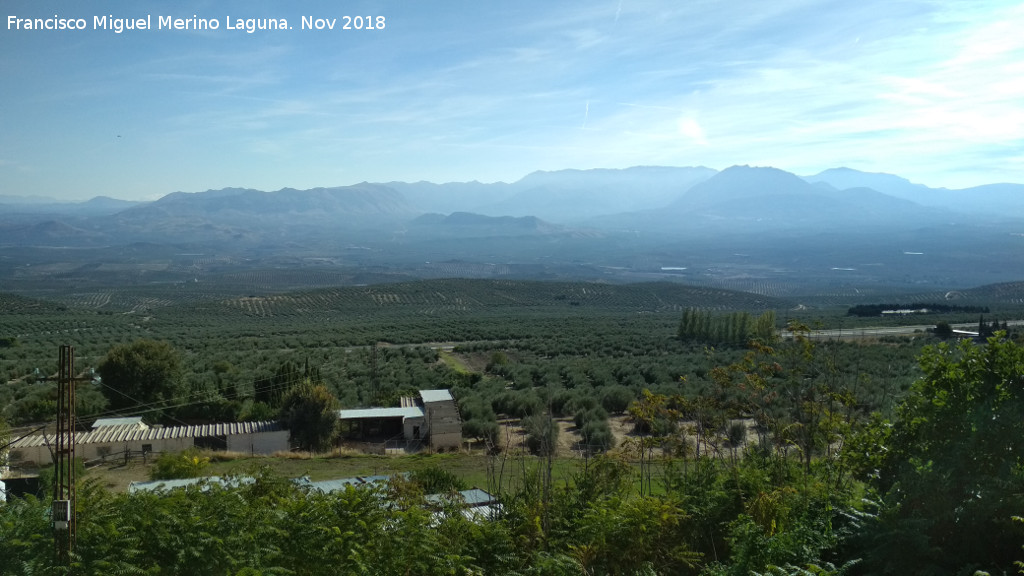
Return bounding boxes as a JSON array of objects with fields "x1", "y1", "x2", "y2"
[{"x1": 53, "y1": 344, "x2": 76, "y2": 562}]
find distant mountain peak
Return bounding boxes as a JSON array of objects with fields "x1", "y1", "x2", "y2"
[
  {"x1": 805, "y1": 167, "x2": 929, "y2": 192},
  {"x1": 679, "y1": 165, "x2": 816, "y2": 205}
]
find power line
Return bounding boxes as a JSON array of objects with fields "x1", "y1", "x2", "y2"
[
  {"x1": 12, "y1": 344, "x2": 409, "y2": 431},
  {"x1": 0, "y1": 423, "x2": 49, "y2": 453}
]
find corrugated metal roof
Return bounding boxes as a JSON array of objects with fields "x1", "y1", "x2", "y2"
[
  {"x1": 459, "y1": 488, "x2": 498, "y2": 506},
  {"x1": 10, "y1": 421, "x2": 283, "y2": 449},
  {"x1": 426, "y1": 489, "x2": 502, "y2": 522},
  {"x1": 295, "y1": 474, "x2": 401, "y2": 493},
  {"x1": 129, "y1": 476, "x2": 254, "y2": 493},
  {"x1": 127, "y1": 475, "x2": 500, "y2": 522},
  {"x1": 305, "y1": 477, "x2": 372, "y2": 493},
  {"x1": 338, "y1": 407, "x2": 424, "y2": 420},
  {"x1": 425, "y1": 488, "x2": 498, "y2": 507},
  {"x1": 419, "y1": 389, "x2": 454, "y2": 404},
  {"x1": 92, "y1": 417, "x2": 146, "y2": 429},
  {"x1": 131, "y1": 474, "x2": 408, "y2": 495}
]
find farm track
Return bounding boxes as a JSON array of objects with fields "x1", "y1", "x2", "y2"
[{"x1": 796, "y1": 319, "x2": 1024, "y2": 340}]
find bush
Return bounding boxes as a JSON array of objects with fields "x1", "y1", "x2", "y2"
[
  {"x1": 726, "y1": 421, "x2": 747, "y2": 447},
  {"x1": 150, "y1": 448, "x2": 210, "y2": 480},
  {"x1": 580, "y1": 421, "x2": 615, "y2": 453},
  {"x1": 410, "y1": 465, "x2": 467, "y2": 494},
  {"x1": 97, "y1": 339, "x2": 184, "y2": 420},
  {"x1": 600, "y1": 385, "x2": 635, "y2": 414},
  {"x1": 492, "y1": 390, "x2": 543, "y2": 418},
  {"x1": 459, "y1": 395, "x2": 496, "y2": 422},
  {"x1": 573, "y1": 406, "x2": 608, "y2": 429},
  {"x1": 569, "y1": 394, "x2": 599, "y2": 413},
  {"x1": 523, "y1": 415, "x2": 559, "y2": 456},
  {"x1": 463, "y1": 418, "x2": 499, "y2": 445},
  {"x1": 932, "y1": 321, "x2": 953, "y2": 339},
  {"x1": 241, "y1": 400, "x2": 277, "y2": 422},
  {"x1": 550, "y1": 390, "x2": 576, "y2": 417},
  {"x1": 485, "y1": 351, "x2": 509, "y2": 372}
]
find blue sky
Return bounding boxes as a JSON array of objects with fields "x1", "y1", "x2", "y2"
[{"x1": 2, "y1": 0, "x2": 1023, "y2": 201}]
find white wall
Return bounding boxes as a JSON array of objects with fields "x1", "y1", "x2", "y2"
[
  {"x1": 8, "y1": 430, "x2": 290, "y2": 467},
  {"x1": 403, "y1": 416, "x2": 425, "y2": 442},
  {"x1": 227, "y1": 430, "x2": 289, "y2": 455}
]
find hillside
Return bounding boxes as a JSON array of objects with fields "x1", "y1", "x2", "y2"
[
  {"x1": 2, "y1": 165, "x2": 1023, "y2": 298},
  {"x1": 807, "y1": 167, "x2": 1024, "y2": 216}
]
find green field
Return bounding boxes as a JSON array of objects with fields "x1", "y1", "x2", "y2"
[
  {"x1": 4, "y1": 276, "x2": 1024, "y2": 575},
  {"x1": 4, "y1": 278, "x2": 1023, "y2": 429},
  {"x1": 1, "y1": 278, "x2": 959, "y2": 428}
]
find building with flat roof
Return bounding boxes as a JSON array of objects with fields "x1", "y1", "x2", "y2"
[{"x1": 338, "y1": 389, "x2": 461, "y2": 451}]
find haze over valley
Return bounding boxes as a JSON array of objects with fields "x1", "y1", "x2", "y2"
[{"x1": 2, "y1": 164, "x2": 1023, "y2": 305}]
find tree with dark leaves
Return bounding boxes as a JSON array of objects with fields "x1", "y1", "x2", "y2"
[
  {"x1": 96, "y1": 339, "x2": 185, "y2": 420},
  {"x1": 280, "y1": 381, "x2": 339, "y2": 452}
]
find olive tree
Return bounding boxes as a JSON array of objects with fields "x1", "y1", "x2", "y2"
[
  {"x1": 96, "y1": 339, "x2": 185, "y2": 419},
  {"x1": 279, "y1": 381, "x2": 339, "y2": 452}
]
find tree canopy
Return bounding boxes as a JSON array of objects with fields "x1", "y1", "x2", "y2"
[
  {"x1": 280, "y1": 380, "x2": 339, "y2": 452},
  {"x1": 852, "y1": 335, "x2": 1024, "y2": 574},
  {"x1": 96, "y1": 339, "x2": 185, "y2": 419}
]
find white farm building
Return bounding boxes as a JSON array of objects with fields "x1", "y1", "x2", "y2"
[
  {"x1": 338, "y1": 389, "x2": 461, "y2": 451},
  {"x1": 7, "y1": 420, "x2": 288, "y2": 469}
]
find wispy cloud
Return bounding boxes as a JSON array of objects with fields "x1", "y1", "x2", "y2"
[{"x1": 3, "y1": 0, "x2": 1023, "y2": 198}]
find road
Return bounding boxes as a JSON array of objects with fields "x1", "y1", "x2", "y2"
[{"x1": 785, "y1": 320, "x2": 1024, "y2": 340}]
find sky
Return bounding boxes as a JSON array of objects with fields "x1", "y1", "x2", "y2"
[{"x1": 1, "y1": 0, "x2": 1023, "y2": 201}]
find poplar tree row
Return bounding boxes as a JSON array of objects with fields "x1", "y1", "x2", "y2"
[{"x1": 677, "y1": 309, "x2": 777, "y2": 346}]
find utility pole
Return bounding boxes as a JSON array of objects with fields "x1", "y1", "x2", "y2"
[{"x1": 53, "y1": 344, "x2": 80, "y2": 564}]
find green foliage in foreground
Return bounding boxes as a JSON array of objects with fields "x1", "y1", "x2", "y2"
[
  {"x1": 848, "y1": 334, "x2": 1024, "y2": 575},
  {"x1": 0, "y1": 454, "x2": 851, "y2": 576}
]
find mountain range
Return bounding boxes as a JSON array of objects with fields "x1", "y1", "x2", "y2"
[{"x1": 2, "y1": 165, "x2": 1023, "y2": 296}]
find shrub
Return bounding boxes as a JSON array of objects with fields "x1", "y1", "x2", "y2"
[
  {"x1": 463, "y1": 418, "x2": 499, "y2": 445},
  {"x1": 492, "y1": 390, "x2": 543, "y2": 418},
  {"x1": 410, "y1": 465, "x2": 467, "y2": 494},
  {"x1": 523, "y1": 415, "x2": 559, "y2": 456},
  {"x1": 150, "y1": 448, "x2": 210, "y2": 480},
  {"x1": 573, "y1": 406, "x2": 608, "y2": 429},
  {"x1": 600, "y1": 385, "x2": 635, "y2": 414},
  {"x1": 459, "y1": 395, "x2": 496, "y2": 422},
  {"x1": 550, "y1": 390, "x2": 577, "y2": 417},
  {"x1": 580, "y1": 421, "x2": 615, "y2": 453}
]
